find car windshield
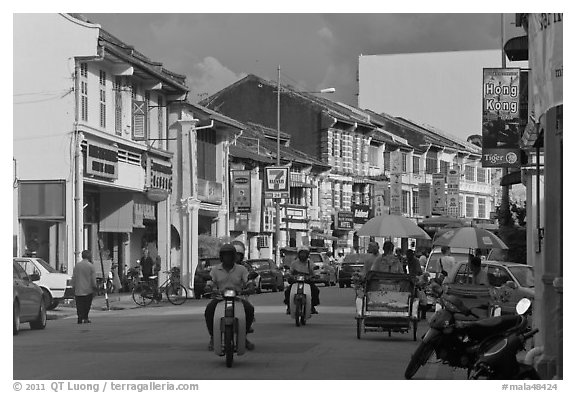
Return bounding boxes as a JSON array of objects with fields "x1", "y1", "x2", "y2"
[
  {"x1": 507, "y1": 266, "x2": 535, "y2": 288},
  {"x1": 488, "y1": 249, "x2": 510, "y2": 262},
  {"x1": 426, "y1": 253, "x2": 470, "y2": 273},
  {"x1": 35, "y1": 258, "x2": 58, "y2": 273},
  {"x1": 249, "y1": 261, "x2": 271, "y2": 271},
  {"x1": 309, "y1": 254, "x2": 323, "y2": 263}
]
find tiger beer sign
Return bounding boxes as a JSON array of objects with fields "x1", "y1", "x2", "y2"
[{"x1": 264, "y1": 166, "x2": 290, "y2": 199}]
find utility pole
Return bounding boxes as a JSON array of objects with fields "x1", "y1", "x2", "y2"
[{"x1": 275, "y1": 65, "x2": 282, "y2": 266}]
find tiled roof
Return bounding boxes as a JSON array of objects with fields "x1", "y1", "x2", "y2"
[{"x1": 67, "y1": 14, "x2": 188, "y2": 92}]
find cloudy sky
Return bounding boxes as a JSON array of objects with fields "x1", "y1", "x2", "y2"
[{"x1": 84, "y1": 13, "x2": 522, "y2": 136}]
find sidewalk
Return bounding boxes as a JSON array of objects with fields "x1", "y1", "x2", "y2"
[{"x1": 48, "y1": 293, "x2": 142, "y2": 320}]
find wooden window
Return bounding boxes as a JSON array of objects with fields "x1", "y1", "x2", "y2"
[
  {"x1": 132, "y1": 100, "x2": 147, "y2": 140},
  {"x1": 114, "y1": 77, "x2": 122, "y2": 136},
  {"x1": 412, "y1": 156, "x2": 420, "y2": 174}
]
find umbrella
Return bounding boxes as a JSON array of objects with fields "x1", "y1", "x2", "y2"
[
  {"x1": 357, "y1": 215, "x2": 431, "y2": 239},
  {"x1": 433, "y1": 227, "x2": 508, "y2": 249}
]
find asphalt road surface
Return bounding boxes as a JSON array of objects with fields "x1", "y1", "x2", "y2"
[{"x1": 13, "y1": 286, "x2": 466, "y2": 380}]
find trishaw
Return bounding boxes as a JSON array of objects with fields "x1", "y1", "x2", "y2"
[{"x1": 355, "y1": 271, "x2": 419, "y2": 341}]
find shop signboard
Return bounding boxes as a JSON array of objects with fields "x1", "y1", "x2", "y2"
[
  {"x1": 336, "y1": 211, "x2": 354, "y2": 231},
  {"x1": 264, "y1": 166, "x2": 290, "y2": 199},
  {"x1": 86, "y1": 140, "x2": 118, "y2": 179},
  {"x1": 418, "y1": 183, "x2": 431, "y2": 217},
  {"x1": 390, "y1": 150, "x2": 402, "y2": 215},
  {"x1": 372, "y1": 181, "x2": 389, "y2": 217},
  {"x1": 197, "y1": 179, "x2": 223, "y2": 204},
  {"x1": 234, "y1": 213, "x2": 249, "y2": 232},
  {"x1": 431, "y1": 174, "x2": 446, "y2": 216},
  {"x1": 481, "y1": 68, "x2": 521, "y2": 167},
  {"x1": 446, "y1": 169, "x2": 460, "y2": 218},
  {"x1": 231, "y1": 170, "x2": 251, "y2": 213},
  {"x1": 352, "y1": 204, "x2": 371, "y2": 224}
]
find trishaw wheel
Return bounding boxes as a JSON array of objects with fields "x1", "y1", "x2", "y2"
[{"x1": 356, "y1": 318, "x2": 363, "y2": 340}]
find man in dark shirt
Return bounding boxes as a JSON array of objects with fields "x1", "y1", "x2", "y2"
[
  {"x1": 139, "y1": 248, "x2": 154, "y2": 281},
  {"x1": 406, "y1": 249, "x2": 423, "y2": 276}
]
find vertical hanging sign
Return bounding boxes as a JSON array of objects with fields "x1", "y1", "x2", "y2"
[
  {"x1": 481, "y1": 68, "x2": 521, "y2": 167},
  {"x1": 389, "y1": 150, "x2": 402, "y2": 215},
  {"x1": 446, "y1": 169, "x2": 460, "y2": 217},
  {"x1": 431, "y1": 173, "x2": 446, "y2": 216},
  {"x1": 418, "y1": 183, "x2": 431, "y2": 217},
  {"x1": 231, "y1": 170, "x2": 251, "y2": 213}
]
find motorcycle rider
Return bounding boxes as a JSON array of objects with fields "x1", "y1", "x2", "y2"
[
  {"x1": 284, "y1": 246, "x2": 320, "y2": 314},
  {"x1": 204, "y1": 244, "x2": 255, "y2": 351}
]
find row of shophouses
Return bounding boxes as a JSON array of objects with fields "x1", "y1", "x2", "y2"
[{"x1": 13, "y1": 14, "x2": 497, "y2": 291}]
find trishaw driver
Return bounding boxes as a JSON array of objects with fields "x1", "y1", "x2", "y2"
[
  {"x1": 284, "y1": 246, "x2": 320, "y2": 314},
  {"x1": 204, "y1": 244, "x2": 255, "y2": 352}
]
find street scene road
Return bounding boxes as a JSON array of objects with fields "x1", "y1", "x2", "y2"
[{"x1": 14, "y1": 287, "x2": 465, "y2": 380}]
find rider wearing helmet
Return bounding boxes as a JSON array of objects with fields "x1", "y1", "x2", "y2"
[
  {"x1": 204, "y1": 243, "x2": 255, "y2": 351},
  {"x1": 283, "y1": 246, "x2": 320, "y2": 314}
]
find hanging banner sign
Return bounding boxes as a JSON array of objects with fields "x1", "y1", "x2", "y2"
[
  {"x1": 528, "y1": 13, "x2": 563, "y2": 121},
  {"x1": 431, "y1": 174, "x2": 446, "y2": 216},
  {"x1": 481, "y1": 68, "x2": 521, "y2": 167},
  {"x1": 85, "y1": 140, "x2": 118, "y2": 179},
  {"x1": 418, "y1": 183, "x2": 431, "y2": 217},
  {"x1": 446, "y1": 169, "x2": 460, "y2": 218},
  {"x1": 231, "y1": 170, "x2": 252, "y2": 213},
  {"x1": 372, "y1": 181, "x2": 389, "y2": 217},
  {"x1": 390, "y1": 150, "x2": 402, "y2": 215}
]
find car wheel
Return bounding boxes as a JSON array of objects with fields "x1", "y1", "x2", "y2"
[
  {"x1": 30, "y1": 298, "x2": 47, "y2": 330},
  {"x1": 42, "y1": 288, "x2": 55, "y2": 311},
  {"x1": 13, "y1": 301, "x2": 20, "y2": 336}
]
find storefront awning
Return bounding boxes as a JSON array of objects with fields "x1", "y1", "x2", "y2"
[{"x1": 99, "y1": 192, "x2": 134, "y2": 233}]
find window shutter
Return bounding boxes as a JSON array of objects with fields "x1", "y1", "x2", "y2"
[{"x1": 132, "y1": 100, "x2": 147, "y2": 140}]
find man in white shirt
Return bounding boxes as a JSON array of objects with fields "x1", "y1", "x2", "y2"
[{"x1": 438, "y1": 246, "x2": 456, "y2": 278}]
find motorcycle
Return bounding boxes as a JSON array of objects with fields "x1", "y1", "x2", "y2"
[
  {"x1": 470, "y1": 298, "x2": 540, "y2": 380},
  {"x1": 289, "y1": 275, "x2": 312, "y2": 327},
  {"x1": 404, "y1": 293, "x2": 529, "y2": 379},
  {"x1": 212, "y1": 288, "x2": 248, "y2": 368}
]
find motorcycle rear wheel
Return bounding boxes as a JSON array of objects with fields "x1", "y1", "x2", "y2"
[
  {"x1": 225, "y1": 325, "x2": 234, "y2": 368},
  {"x1": 404, "y1": 341, "x2": 435, "y2": 379}
]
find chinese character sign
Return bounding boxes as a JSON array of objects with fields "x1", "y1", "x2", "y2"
[
  {"x1": 418, "y1": 183, "x2": 431, "y2": 217},
  {"x1": 389, "y1": 150, "x2": 402, "y2": 215},
  {"x1": 431, "y1": 174, "x2": 446, "y2": 216},
  {"x1": 481, "y1": 68, "x2": 521, "y2": 167}
]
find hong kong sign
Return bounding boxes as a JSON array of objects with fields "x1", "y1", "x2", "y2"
[{"x1": 482, "y1": 68, "x2": 521, "y2": 168}]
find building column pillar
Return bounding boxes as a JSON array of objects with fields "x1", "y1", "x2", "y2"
[
  {"x1": 217, "y1": 209, "x2": 228, "y2": 238},
  {"x1": 535, "y1": 106, "x2": 562, "y2": 379},
  {"x1": 156, "y1": 195, "x2": 170, "y2": 284}
]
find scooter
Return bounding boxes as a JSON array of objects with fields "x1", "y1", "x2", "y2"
[
  {"x1": 212, "y1": 288, "x2": 247, "y2": 368},
  {"x1": 289, "y1": 275, "x2": 312, "y2": 327},
  {"x1": 404, "y1": 294, "x2": 529, "y2": 379},
  {"x1": 470, "y1": 299, "x2": 540, "y2": 380}
]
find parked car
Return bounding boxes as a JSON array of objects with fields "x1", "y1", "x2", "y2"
[
  {"x1": 14, "y1": 257, "x2": 73, "y2": 310},
  {"x1": 13, "y1": 260, "x2": 47, "y2": 335},
  {"x1": 246, "y1": 259, "x2": 284, "y2": 292},
  {"x1": 308, "y1": 252, "x2": 336, "y2": 287},
  {"x1": 442, "y1": 259, "x2": 535, "y2": 316},
  {"x1": 338, "y1": 254, "x2": 368, "y2": 288},
  {"x1": 239, "y1": 261, "x2": 262, "y2": 294},
  {"x1": 193, "y1": 257, "x2": 220, "y2": 299}
]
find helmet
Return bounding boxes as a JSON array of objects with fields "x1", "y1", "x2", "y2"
[
  {"x1": 231, "y1": 240, "x2": 246, "y2": 254},
  {"x1": 219, "y1": 244, "x2": 237, "y2": 257}
]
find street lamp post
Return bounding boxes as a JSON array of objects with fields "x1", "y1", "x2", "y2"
[{"x1": 274, "y1": 65, "x2": 334, "y2": 265}]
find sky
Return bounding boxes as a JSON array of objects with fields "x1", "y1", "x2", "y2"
[{"x1": 84, "y1": 13, "x2": 523, "y2": 139}]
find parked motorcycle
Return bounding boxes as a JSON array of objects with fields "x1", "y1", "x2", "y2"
[
  {"x1": 404, "y1": 293, "x2": 529, "y2": 379},
  {"x1": 470, "y1": 299, "x2": 540, "y2": 380},
  {"x1": 212, "y1": 288, "x2": 248, "y2": 368},
  {"x1": 289, "y1": 275, "x2": 312, "y2": 327}
]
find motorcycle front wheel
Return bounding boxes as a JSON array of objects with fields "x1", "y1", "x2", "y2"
[
  {"x1": 224, "y1": 325, "x2": 234, "y2": 368},
  {"x1": 295, "y1": 300, "x2": 302, "y2": 327},
  {"x1": 404, "y1": 341, "x2": 435, "y2": 379}
]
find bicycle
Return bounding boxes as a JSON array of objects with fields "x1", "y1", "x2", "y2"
[{"x1": 132, "y1": 268, "x2": 188, "y2": 306}]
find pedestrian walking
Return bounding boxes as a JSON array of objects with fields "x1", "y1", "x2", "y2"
[
  {"x1": 71, "y1": 250, "x2": 97, "y2": 324},
  {"x1": 139, "y1": 248, "x2": 154, "y2": 282}
]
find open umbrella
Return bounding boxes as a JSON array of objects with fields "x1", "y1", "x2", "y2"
[
  {"x1": 357, "y1": 215, "x2": 431, "y2": 239},
  {"x1": 433, "y1": 227, "x2": 508, "y2": 249}
]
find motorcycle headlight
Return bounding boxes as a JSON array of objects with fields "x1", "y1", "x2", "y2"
[{"x1": 223, "y1": 289, "x2": 237, "y2": 298}]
